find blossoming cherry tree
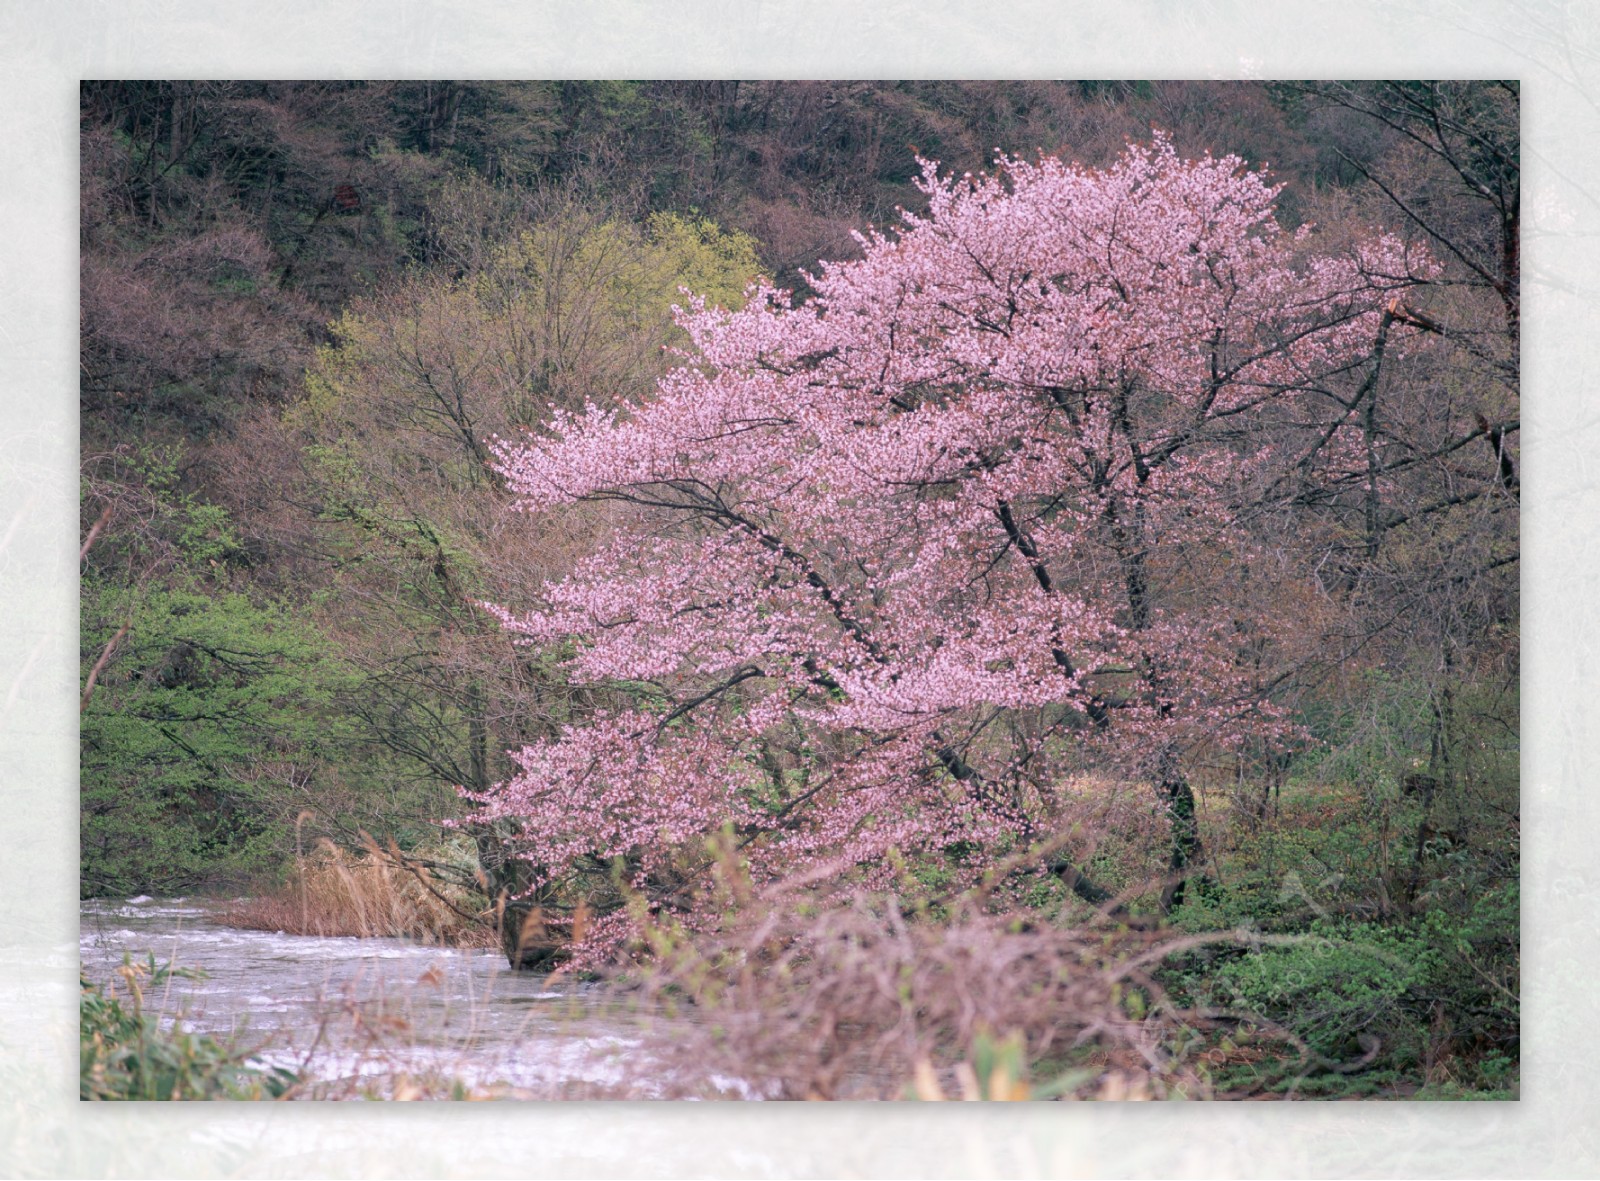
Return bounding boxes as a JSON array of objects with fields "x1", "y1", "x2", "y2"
[{"x1": 476, "y1": 135, "x2": 1431, "y2": 954}]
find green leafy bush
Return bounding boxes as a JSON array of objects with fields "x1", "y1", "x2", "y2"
[
  {"x1": 80, "y1": 584, "x2": 353, "y2": 894},
  {"x1": 1212, "y1": 923, "x2": 1430, "y2": 1061},
  {"x1": 81, "y1": 453, "x2": 365, "y2": 895}
]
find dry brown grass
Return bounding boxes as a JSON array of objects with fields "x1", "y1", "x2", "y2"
[
  {"x1": 608, "y1": 855, "x2": 1306, "y2": 1101},
  {"x1": 224, "y1": 839, "x2": 496, "y2": 948}
]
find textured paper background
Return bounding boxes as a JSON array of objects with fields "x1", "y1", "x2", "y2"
[{"x1": 2, "y1": 2, "x2": 1595, "y2": 1176}]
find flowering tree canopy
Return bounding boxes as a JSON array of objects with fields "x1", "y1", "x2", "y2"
[{"x1": 476, "y1": 135, "x2": 1432, "y2": 950}]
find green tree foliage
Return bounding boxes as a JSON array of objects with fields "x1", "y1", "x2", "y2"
[
  {"x1": 81, "y1": 584, "x2": 346, "y2": 894},
  {"x1": 80, "y1": 452, "x2": 352, "y2": 894}
]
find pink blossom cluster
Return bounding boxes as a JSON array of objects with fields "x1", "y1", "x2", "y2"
[{"x1": 479, "y1": 135, "x2": 1432, "y2": 955}]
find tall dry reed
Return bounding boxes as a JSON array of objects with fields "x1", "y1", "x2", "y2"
[{"x1": 224, "y1": 838, "x2": 495, "y2": 948}]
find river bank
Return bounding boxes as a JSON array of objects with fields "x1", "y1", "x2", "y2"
[{"x1": 79, "y1": 896, "x2": 684, "y2": 1099}]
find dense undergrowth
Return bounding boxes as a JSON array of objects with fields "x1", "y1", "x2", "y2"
[
  {"x1": 80, "y1": 732, "x2": 1518, "y2": 1102},
  {"x1": 607, "y1": 775, "x2": 1518, "y2": 1101},
  {"x1": 1161, "y1": 785, "x2": 1519, "y2": 1099}
]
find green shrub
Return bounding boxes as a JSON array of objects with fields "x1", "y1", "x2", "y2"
[
  {"x1": 1212, "y1": 922, "x2": 1431, "y2": 1061},
  {"x1": 1190, "y1": 892, "x2": 1517, "y2": 1095},
  {"x1": 79, "y1": 583, "x2": 353, "y2": 895}
]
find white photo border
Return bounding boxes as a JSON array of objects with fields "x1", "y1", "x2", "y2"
[{"x1": 4, "y1": 3, "x2": 1594, "y2": 1176}]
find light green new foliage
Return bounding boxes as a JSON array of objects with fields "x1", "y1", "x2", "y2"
[{"x1": 278, "y1": 206, "x2": 765, "y2": 826}]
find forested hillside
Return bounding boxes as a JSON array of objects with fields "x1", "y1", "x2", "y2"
[{"x1": 80, "y1": 81, "x2": 1518, "y2": 1099}]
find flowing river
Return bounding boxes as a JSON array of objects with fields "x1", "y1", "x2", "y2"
[{"x1": 79, "y1": 896, "x2": 689, "y2": 1098}]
